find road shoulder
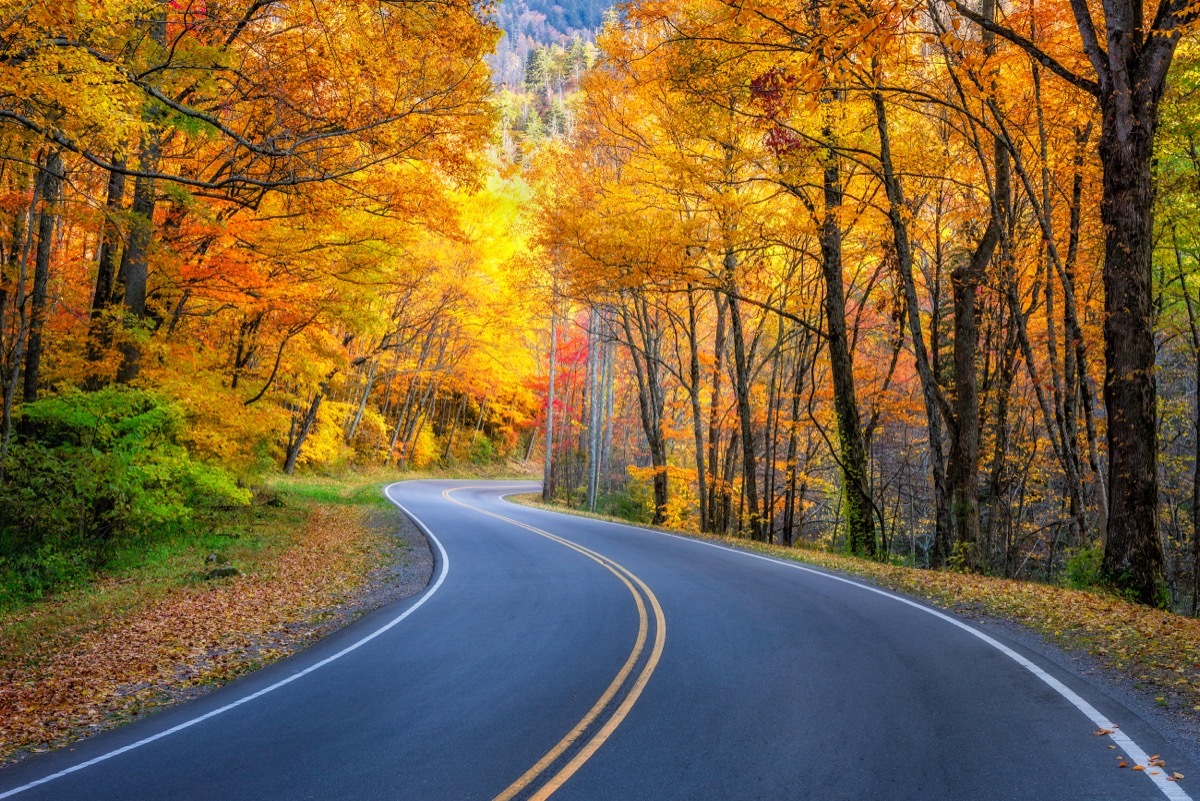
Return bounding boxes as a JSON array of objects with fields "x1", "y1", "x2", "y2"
[
  {"x1": 0, "y1": 484, "x2": 432, "y2": 765},
  {"x1": 507, "y1": 493, "x2": 1200, "y2": 768}
]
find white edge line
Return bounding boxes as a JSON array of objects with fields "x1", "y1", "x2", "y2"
[
  {"x1": 501, "y1": 493, "x2": 1193, "y2": 801},
  {"x1": 0, "y1": 481, "x2": 448, "y2": 800}
]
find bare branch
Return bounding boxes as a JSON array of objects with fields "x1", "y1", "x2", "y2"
[{"x1": 950, "y1": 1, "x2": 1100, "y2": 96}]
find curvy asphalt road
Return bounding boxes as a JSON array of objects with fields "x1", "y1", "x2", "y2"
[{"x1": 1, "y1": 480, "x2": 1195, "y2": 801}]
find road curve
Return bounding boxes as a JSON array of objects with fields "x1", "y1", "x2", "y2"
[{"x1": 0, "y1": 479, "x2": 1194, "y2": 800}]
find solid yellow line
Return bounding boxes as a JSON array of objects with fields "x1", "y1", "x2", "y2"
[
  {"x1": 488, "y1": 538, "x2": 647, "y2": 800},
  {"x1": 441, "y1": 487, "x2": 667, "y2": 801},
  {"x1": 527, "y1": 563, "x2": 666, "y2": 801}
]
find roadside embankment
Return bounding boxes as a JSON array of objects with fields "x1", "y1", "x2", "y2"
[{"x1": 0, "y1": 475, "x2": 431, "y2": 763}]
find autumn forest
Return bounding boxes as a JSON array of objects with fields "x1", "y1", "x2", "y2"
[{"x1": 3, "y1": 0, "x2": 1200, "y2": 616}]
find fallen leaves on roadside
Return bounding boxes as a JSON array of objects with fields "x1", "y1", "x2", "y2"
[{"x1": 0, "y1": 505, "x2": 390, "y2": 761}]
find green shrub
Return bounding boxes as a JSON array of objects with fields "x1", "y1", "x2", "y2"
[
  {"x1": 1063, "y1": 545, "x2": 1104, "y2": 590},
  {"x1": 469, "y1": 436, "x2": 495, "y2": 464},
  {"x1": 597, "y1": 481, "x2": 655, "y2": 524},
  {"x1": 0, "y1": 388, "x2": 249, "y2": 607}
]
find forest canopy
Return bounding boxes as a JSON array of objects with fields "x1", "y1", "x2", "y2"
[
  {"x1": 3, "y1": 0, "x2": 1200, "y2": 614},
  {"x1": 528, "y1": 0, "x2": 1200, "y2": 611}
]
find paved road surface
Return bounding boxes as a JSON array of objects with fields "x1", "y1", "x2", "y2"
[{"x1": 1, "y1": 480, "x2": 1194, "y2": 800}]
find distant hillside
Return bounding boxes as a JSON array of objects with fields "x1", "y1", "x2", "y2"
[
  {"x1": 489, "y1": 0, "x2": 611, "y2": 87},
  {"x1": 510, "y1": 0, "x2": 609, "y2": 33}
]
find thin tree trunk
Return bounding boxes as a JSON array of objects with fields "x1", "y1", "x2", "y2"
[
  {"x1": 345, "y1": 357, "x2": 379, "y2": 443},
  {"x1": 543, "y1": 301, "x2": 557, "y2": 502},
  {"x1": 706, "y1": 291, "x2": 727, "y2": 529},
  {"x1": 1173, "y1": 233, "x2": 1200, "y2": 614},
  {"x1": 726, "y1": 279, "x2": 762, "y2": 541},
  {"x1": 686, "y1": 288, "x2": 709, "y2": 531},
  {"x1": 872, "y1": 92, "x2": 952, "y2": 564},
  {"x1": 443, "y1": 393, "x2": 468, "y2": 460},
  {"x1": 781, "y1": 336, "x2": 810, "y2": 546},
  {"x1": 284, "y1": 383, "x2": 327, "y2": 475},
  {"x1": 621, "y1": 293, "x2": 669, "y2": 524},
  {"x1": 0, "y1": 178, "x2": 39, "y2": 463}
]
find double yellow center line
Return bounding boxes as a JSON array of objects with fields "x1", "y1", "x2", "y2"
[{"x1": 441, "y1": 488, "x2": 667, "y2": 801}]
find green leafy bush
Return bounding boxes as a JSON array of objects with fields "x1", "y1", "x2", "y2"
[
  {"x1": 596, "y1": 478, "x2": 655, "y2": 524},
  {"x1": 0, "y1": 388, "x2": 249, "y2": 607},
  {"x1": 1063, "y1": 545, "x2": 1104, "y2": 590},
  {"x1": 469, "y1": 436, "x2": 495, "y2": 464}
]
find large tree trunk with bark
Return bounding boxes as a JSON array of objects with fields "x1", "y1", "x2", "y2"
[
  {"x1": 23, "y1": 150, "x2": 61, "y2": 403},
  {"x1": 85, "y1": 160, "x2": 127, "y2": 388},
  {"x1": 116, "y1": 139, "x2": 160, "y2": 384},
  {"x1": 1098, "y1": 117, "x2": 1164, "y2": 604},
  {"x1": 819, "y1": 148, "x2": 875, "y2": 557},
  {"x1": 955, "y1": 0, "x2": 1193, "y2": 605},
  {"x1": 116, "y1": 9, "x2": 166, "y2": 385},
  {"x1": 91, "y1": 161, "x2": 127, "y2": 318}
]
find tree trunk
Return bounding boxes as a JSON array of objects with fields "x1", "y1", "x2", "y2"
[
  {"x1": 543, "y1": 302, "x2": 557, "y2": 502},
  {"x1": 819, "y1": 146, "x2": 875, "y2": 557},
  {"x1": 726, "y1": 278, "x2": 762, "y2": 540},
  {"x1": 90, "y1": 159, "x2": 127, "y2": 320},
  {"x1": 872, "y1": 92, "x2": 952, "y2": 565},
  {"x1": 23, "y1": 150, "x2": 61, "y2": 403},
  {"x1": 954, "y1": 0, "x2": 1190, "y2": 604},
  {"x1": 116, "y1": 10, "x2": 166, "y2": 385},
  {"x1": 345, "y1": 357, "x2": 379, "y2": 444},
  {"x1": 284, "y1": 384, "x2": 326, "y2": 475},
  {"x1": 686, "y1": 288, "x2": 709, "y2": 531},
  {"x1": 620, "y1": 294, "x2": 669, "y2": 524},
  {"x1": 706, "y1": 291, "x2": 727, "y2": 529},
  {"x1": 781, "y1": 336, "x2": 810, "y2": 547},
  {"x1": 115, "y1": 136, "x2": 161, "y2": 384},
  {"x1": 1097, "y1": 113, "x2": 1164, "y2": 604},
  {"x1": 0, "y1": 175, "x2": 38, "y2": 463},
  {"x1": 1174, "y1": 232, "x2": 1200, "y2": 614}
]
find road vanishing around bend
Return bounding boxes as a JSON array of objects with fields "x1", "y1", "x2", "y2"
[{"x1": 1, "y1": 481, "x2": 1195, "y2": 801}]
